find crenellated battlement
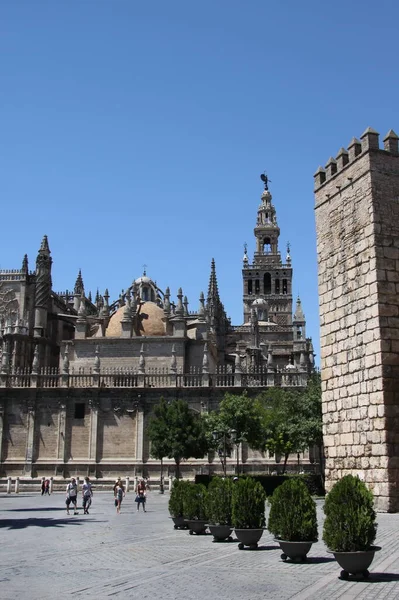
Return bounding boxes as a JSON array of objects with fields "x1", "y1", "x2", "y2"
[{"x1": 314, "y1": 127, "x2": 399, "y2": 190}]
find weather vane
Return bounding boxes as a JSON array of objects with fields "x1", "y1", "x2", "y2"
[{"x1": 260, "y1": 172, "x2": 271, "y2": 191}]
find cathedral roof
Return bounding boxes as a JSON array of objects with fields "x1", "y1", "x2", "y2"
[{"x1": 105, "y1": 301, "x2": 166, "y2": 337}]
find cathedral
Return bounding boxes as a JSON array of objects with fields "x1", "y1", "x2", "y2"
[{"x1": 0, "y1": 179, "x2": 315, "y2": 480}]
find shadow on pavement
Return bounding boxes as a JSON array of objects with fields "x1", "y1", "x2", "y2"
[
  {"x1": 306, "y1": 557, "x2": 336, "y2": 564},
  {"x1": 5, "y1": 507, "x2": 68, "y2": 512},
  {"x1": 0, "y1": 517, "x2": 105, "y2": 530},
  {"x1": 239, "y1": 545, "x2": 281, "y2": 551},
  {"x1": 358, "y1": 572, "x2": 399, "y2": 583}
]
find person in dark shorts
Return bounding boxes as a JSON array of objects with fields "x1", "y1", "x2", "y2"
[
  {"x1": 135, "y1": 479, "x2": 147, "y2": 512},
  {"x1": 66, "y1": 478, "x2": 78, "y2": 515},
  {"x1": 82, "y1": 477, "x2": 93, "y2": 514}
]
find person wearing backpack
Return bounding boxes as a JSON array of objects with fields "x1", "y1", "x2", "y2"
[{"x1": 66, "y1": 478, "x2": 78, "y2": 515}]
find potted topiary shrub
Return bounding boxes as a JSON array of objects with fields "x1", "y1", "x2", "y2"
[
  {"x1": 323, "y1": 475, "x2": 380, "y2": 580},
  {"x1": 232, "y1": 477, "x2": 266, "y2": 549},
  {"x1": 182, "y1": 482, "x2": 209, "y2": 535},
  {"x1": 268, "y1": 478, "x2": 318, "y2": 562},
  {"x1": 168, "y1": 479, "x2": 190, "y2": 529},
  {"x1": 206, "y1": 477, "x2": 234, "y2": 542}
]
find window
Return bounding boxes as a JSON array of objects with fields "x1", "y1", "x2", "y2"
[
  {"x1": 275, "y1": 279, "x2": 280, "y2": 294},
  {"x1": 264, "y1": 273, "x2": 271, "y2": 294},
  {"x1": 255, "y1": 279, "x2": 260, "y2": 294},
  {"x1": 248, "y1": 280, "x2": 253, "y2": 295},
  {"x1": 142, "y1": 287, "x2": 149, "y2": 301},
  {"x1": 74, "y1": 403, "x2": 85, "y2": 419},
  {"x1": 282, "y1": 279, "x2": 288, "y2": 294},
  {"x1": 263, "y1": 237, "x2": 271, "y2": 253}
]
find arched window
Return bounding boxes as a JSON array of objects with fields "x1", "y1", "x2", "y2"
[
  {"x1": 248, "y1": 280, "x2": 253, "y2": 295},
  {"x1": 263, "y1": 237, "x2": 271, "y2": 253},
  {"x1": 297, "y1": 326, "x2": 302, "y2": 340},
  {"x1": 282, "y1": 279, "x2": 288, "y2": 294},
  {"x1": 255, "y1": 279, "x2": 260, "y2": 294},
  {"x1": 275, "y1": 279, "x2": 280, "y2": 294},
  {"x1": 142, "y1": 287, "x2": 149, "y2": 301},
  {"x1": 264, "y1": 273, "x2": 271, "y2": 294}
]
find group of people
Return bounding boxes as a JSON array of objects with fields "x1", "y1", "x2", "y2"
[
  {"x1": 61, "y1": 476, "x2": 148, "y2": 515},
  {"x1": 65, "y1": 477, "x2": 93, "y2": 515},
  {"x1": 113, "y1": 477, "x2": 148, "y2": 514}
]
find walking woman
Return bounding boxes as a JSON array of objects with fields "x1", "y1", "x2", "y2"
[{"x1": 114, "y1": 480, "x2": 125, "y2": 514}]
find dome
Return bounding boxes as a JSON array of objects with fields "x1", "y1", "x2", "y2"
[
  {"x1": 135, "y1": 275, "x2": 152, "y2": 285},
  {"x1": 252, "y1": 298, "x2": 268, "y2": 308},
  {"x1": 105, "y1": 301, "x2": 166, "y2": 337}
]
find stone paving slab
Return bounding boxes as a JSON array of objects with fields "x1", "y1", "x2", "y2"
[{"x1": 0, "y1": 493, "x2": 399, "y2": 599}]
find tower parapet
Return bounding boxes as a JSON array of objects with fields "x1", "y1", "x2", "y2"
[{"x1": 314, "y1": 127, "x2": 399, "y2": 195}]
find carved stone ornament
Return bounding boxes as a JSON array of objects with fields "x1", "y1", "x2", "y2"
[
  {"x1": 0, "y1": 284, "x2": 19, "y2": 320},
  {"x1": 88, "y1": 397, "x2": 100, "y2": 410}
]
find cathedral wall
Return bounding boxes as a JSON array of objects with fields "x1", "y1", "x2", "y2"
[
  {"x1": 68, "y1": 338, "x2": 185, "y2": 371},
  {"x1": 65, "y1": 399, "x2": 91, "y2": 460},
  {"x1": 98, "y1": 410, "x2": 136, "y2": 460},
  {"x1": 3, "y1": 399, "x2": 27, "y2": 461},
  {"x1": 35, "y1": 398, "x2": 60, "y2": 460}
]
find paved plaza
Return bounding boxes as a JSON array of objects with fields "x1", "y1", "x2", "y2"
[{"x1": 1, "y1": 491, "x2": 399, "y2": 599}]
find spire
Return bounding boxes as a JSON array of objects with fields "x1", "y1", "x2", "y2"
[
  {"x1": 88, "y1": 291, "x2": 92, "y2": 303},
  {"x1": 39, "y1": 235, "x2": 50, "y2": 255},
  {"x1": 175, "y1": 288, "x2": 184, "y2": 317},
  {"x1": 183, "y1": 295, "x2": 189, "y2": 316},
  {"x1": 164, "y1": 286, "x2": 171, "y2": 315},
  {"x1": 207, "y1": 258, "x2": 220, "y2": 304},
  {"x1": 74, "y1": 269, "x2": 84, "y2": 295},
  {"x1": 21, "y1": 254, "x2": 28, "y2": 273},
  {"x1": 293, "y1": 296, "x2": 305, "y2": 321},
  {"x1": 198, "y1": 291, "x2": 206, "y2": 321}
]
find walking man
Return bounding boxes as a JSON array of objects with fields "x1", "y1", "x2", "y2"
[
  {"x1": 66, "y1": 477, "x2": 78, "y2": 515},
  {"x1": 82, "y1": 477, "x2": 93, "y2": 514}
]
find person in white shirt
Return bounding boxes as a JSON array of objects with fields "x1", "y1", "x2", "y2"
[{"x1": 66, "y1": 478, "x2": 78, "y2": 515}]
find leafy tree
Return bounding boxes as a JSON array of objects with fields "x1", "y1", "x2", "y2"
[
  {"x1": 257, "y1": 373, "x2": 323, "y2": 474},
  {"x1": 206, "y1": 392, "x2": 265, "y2": 474},
  {"x1": 147, "y1": 398, "x2": 209, "y2": 479},
  {"x1": 147, "y1": 397, "x2": 170, "y2": 490}
]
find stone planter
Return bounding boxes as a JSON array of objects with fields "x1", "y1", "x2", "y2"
[
  {"x1": 276, "y1": 539, "x2": 314, "y2": 562},
  {"x1": 208, "y1": 524, "x2": 233, "y2": 542},
  {"x1": 235, "y1": 528, "x2": 264, "y2": 550},
  {"x1": 331, "y1": 546, "x2": 381, "y2": 579},
  {"x1": 170, "y1": 516, "x2": 186, "y2": 530},
  {"x1": 186, "y1": 520, "x2": 208, "y2": 535}
]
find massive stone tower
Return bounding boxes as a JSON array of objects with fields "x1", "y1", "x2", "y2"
[{"x1": 314, "y1": 127, "x2": 399, "y2": 511}]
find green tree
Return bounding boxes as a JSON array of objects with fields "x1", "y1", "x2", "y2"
[
  {"x1": 147, "y1": 398, "x2": 209, "y2": 479},
  {"x1": 257, "y1": 373, "x2": 323, "y2": 474},
  {"x1": 207, "y1": 392, "x2": 265, "y2": 474},
  {"x1": 147, "y1": 397, "x2": 170, "y2": 491}
]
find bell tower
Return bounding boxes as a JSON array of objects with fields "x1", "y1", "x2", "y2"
[{"x1": 242, "y1": 177, "x2": 293, "y2": 327}]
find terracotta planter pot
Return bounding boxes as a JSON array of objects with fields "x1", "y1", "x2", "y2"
[
  {"x1": 186, "y1": 520, "x2": 208, "y2": 535},
  {"x1": 208, "y1": 524, "x2": 233, "y2": 542},
  {"x1": 331, "y1": 546, "x2": 381, "y2": 579},
  {"x1": 276, "y1": 539, "x2": 314, "y2": 562},
  {"x1": 234, "y1": 528, "x2": 264, "y2": 550}
]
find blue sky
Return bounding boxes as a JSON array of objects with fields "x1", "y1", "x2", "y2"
[{"x1": 1, "y1": 0, "x2": 398, "y2": 364}]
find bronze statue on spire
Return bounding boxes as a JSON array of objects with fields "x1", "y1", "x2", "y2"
[{"x1": 260, "y1": 172, "x2": 271, "y2": 190}]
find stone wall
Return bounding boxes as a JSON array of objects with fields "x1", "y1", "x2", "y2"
[
  {"x1": 314, "y1": 128, "x2": 399, "y2": 511},
  {"x1": 0, "y1": 386, "x2": 317, "y2": 479}
]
